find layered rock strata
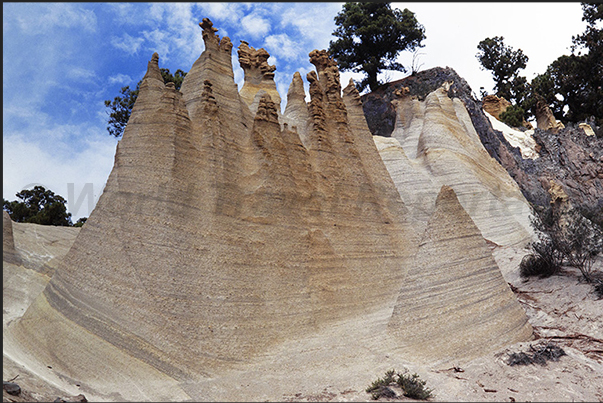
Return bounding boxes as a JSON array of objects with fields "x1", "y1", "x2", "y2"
[
  {"x1": 7, "y1": 19, "x2": 419, "y2": 397},
  {"x1": 388, "y1": 185, "x2": 533, "y2": 362},
  {"x1": 6, "y1": 20, "x2": 533, "y2": 401},
  {"x1": 380, "y1": 83, "x2": 534, "y2": 246},
  {"x1": 237, "y1": 40, "x2": 281, "y2": 116},
  {"x1": 3, "y1": 211, "x2": 21, "y2": 265}
]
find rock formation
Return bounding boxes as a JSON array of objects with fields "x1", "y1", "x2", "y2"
[
  {"x1": 482, "y1": 94, "x2": 511, "y2": 120},
  {"x1": 360, "y1": 67, "x2": 602, "y2": 222},
  {"x1": 484, "y1": 110, "x2": 539, "y2": 160},
  {"x1": 6, "y1": 19, "x2": 423, "y2": 400},
  {"x1": 388, "y1": 185, "x2": 532, "y2": 363},
  {"x1": 535, "y1": 98, "x2": 565, "y2": 133},
  {"x1": 380, "y1": 81, "x2": 534, "y2": 247},
  {"x1": 579, "y1": 122, "x2": 596, "y2": 137},
  {"x1": 237, "y1": 39, "x2": 281, "y2": 116},
  {"x1": 5, "y1": 20, "x2": 533, "y2": 401},
  {"x1": 3, "y1": 211, "x2": 20, "y2": 265},
  {"x1": 282, "y1": 72, "x2": 311, "y2": 146}
]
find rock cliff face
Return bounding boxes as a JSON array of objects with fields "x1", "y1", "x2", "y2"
[
  {"x1": 388, "y1": 186, "x2": 532, "y2": 362},
  {"x1": 361, "y1": 67, "x2": 602, "y2": 217},
  {"x1": 372, "y1": 81, "x2": 534, "y2": 247},
  {"x1": 6, "y1": 21, "x2": 531, "y2": 401}
]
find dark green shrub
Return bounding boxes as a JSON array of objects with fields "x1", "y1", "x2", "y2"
[
  {"x1": 365, "y1": 369, "x2": 397, "y2": 394},
  {"x1": 366, "y1": 369, "x2": 433, "y2": 400},
  {"x1": 499, "y1": 104, "x2": 525, "y2": 128},
  {"x1": 396, "y1": 372, "x2": 433, "y2": 400},
  {"x1": 519, "y1": 240, "x2": 562, "y2": 278},
  {"x1": 370, "y1": 386, "x2": 397, "y2": 400}
]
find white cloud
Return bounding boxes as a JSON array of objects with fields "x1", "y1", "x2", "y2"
[
  {"x1": 111, "y1": 33, "x2": 145, "y2": 55},
  {"x1": 70, "y1": 67, "x2": 97, "y2": 82},
  {"x1": 264, "y1": 34, "x2": 300, "y2": 61},
  {"x1": 3, "y1": 128, "x2": 117, "y2": 221},
  {"x1": 240, "y1": 14, "x2": 271, "y2": 39},
  {"x1": 8, "y1": 3, "x2": 98, "y2": 34},
  {"x1": 108, "y1": 73, "x2": 133, "y2": 86},
  {"x1": 280, "y1": 3, "x2": 342, "y2": 51},
  {"x1": 197, "y1": 3, "x2": 246, "y2": 26}
]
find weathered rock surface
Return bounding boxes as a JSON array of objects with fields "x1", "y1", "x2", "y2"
[
  {"x1": 5, "y1": 21, "x2": 534, "y2": 402},
  {"x1": 535, "y1": 98, "x2": 565, "y2": 133},
  {"x1": 6, "y1": 19, "x2": 431, "y2": 401},
  {"x1": 282, "y1": 71, "x2": 311, "y2": 147},
  {"x1": 3, "y1": 211, "x2": 21, "y2": 265},
  {"x1": 484, "y1": 110, "x2": 538, "y2": 160},
  {"x1": 237, "y1": 39, "x2": 281, "y2": 116},
  {"x1": 527, "y1": 125, "x2": 603, "y2": 212},
  {"x1": 388, "y1": 186, "x2": 532, "y2": 363},
  {"x1": 361, "y1": 66, "x2": 602, "y2": 217},
  {"x1": 482, "y1": 94, "x2": 511, "y2": 120},
  {"x1": 379, "y1": 82, "x2": 534, "y2": 247}
]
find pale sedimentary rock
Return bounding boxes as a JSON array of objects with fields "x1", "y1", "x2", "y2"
[
  {"x1": 6, "y1": 18, "x2": 533, "y2": 401},
  {"x1": 3, "y1": 211, "x2": 20, "y2": 265},
  {"x1": 237, "y1": 39, "x2": 281, "y2": 116},
  {"x1": 7, "y1": 19, "x2": 418, "y2": 399},
  {"x1": 388, "y1": 185, "x2": 533, "y2": 363},
  {"x1": 484, "y1": 110, "x2": 539, "y2": 160},
  {"x1": 383, "y1": 84, "x2": 535, "y2": 247},
  {"x1": 282, "y1": 71, "x2": 311, "y2": 146}
]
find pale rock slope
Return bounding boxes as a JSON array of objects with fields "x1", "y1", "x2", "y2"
[
  {"x1": 381, "y1": 86, "x2": 535, "y2": 247},
  {"x1": 3, "y1": 210, "x2": 21, "y2": 265},
  {"x1": 5, "y1": 19, "x2": 421, "y2": 401},
  {"x1": 484, "y1": 110, "x2": 539, "y2": 160},
  {"x1": 388, "y1": 185, "x2": 532, "y2": 364},
  {"x1": 4, "y1": 19, "x2": 533, "y2": 402}
]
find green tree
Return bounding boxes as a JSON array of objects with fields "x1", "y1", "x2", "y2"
[
  {"x1": 531, "y1": 3, "x2": 602, "y2": 126},
  {"x1": 476, "y1": 36, "x2": 529, "y2": 104},
  {"x1": 105, "y1": 68, "x2": 187, "y2": 138},
  {"x1": 73, "y1": 217, "x2": 87, "y2": 227},
  {"x1": 328, "y1": 2, "x2": 426, "y2": 92},
  {"x1": 3, "y1": 186, "x2": 73, "y2": 226}
]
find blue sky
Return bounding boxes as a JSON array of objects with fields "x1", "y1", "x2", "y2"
[{"x1": 3, "y1": 2, "x2": 586, "y2": 221}]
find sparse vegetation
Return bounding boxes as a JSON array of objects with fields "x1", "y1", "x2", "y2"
[
  {"x1": 366, "y1": 369, "x2": 433, "y2": 400},
  {"x1": 507, "y1": 341, "x2": 566, "y2": 366},
  {"x1": 522, "y1": 202, "x2": 603, "y2": 295}
]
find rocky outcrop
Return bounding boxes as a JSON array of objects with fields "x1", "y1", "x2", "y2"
[
  {"x1": 7, "y1": 19, "x2": 424, "y2": 400},
  {"x1": 484, "y1": 110, "x2": 539, "y2": 160},
  {"x1": 3, "y1": 211, "x2": 21, "y2": 265},
  {"x1": 482, "y1": 94, "x2": 511, "y2": 120},
  {"x1": 378, "y1": 81, "x2": 534, "y2": 247},
  {"x1": 6, "y1": 22, "x2": 533, "y2": 402},
  {"x1": 360, "y1": 67, "x2": 602, "y2": 216},
  {"x1": 237, "y1": 40, "x2": 281, "y2": 115},
  {"x1": 535, "y1": 98, "x2": 565, "y2": 133},
  {"x1": 388, "y1": 186, "x2": 532, "y2": 363},
  {"x1": 528, "y1": 125, "x2": 603, "y2": 212}
]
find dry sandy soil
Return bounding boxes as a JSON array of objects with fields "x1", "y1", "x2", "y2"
[{"x1": 3, "y1": 222, "x2": 603, "y2": 402}]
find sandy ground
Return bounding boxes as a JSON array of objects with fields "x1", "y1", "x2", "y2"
[{"x1": 3, "y1": 222, "x2": 603, "y2": 402}]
